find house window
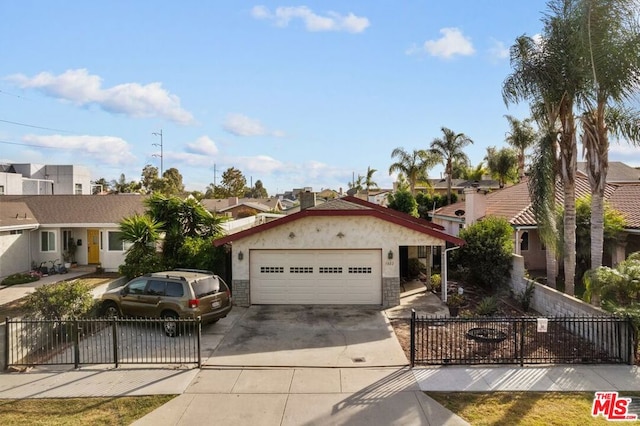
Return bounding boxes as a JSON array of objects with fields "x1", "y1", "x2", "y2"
[
  {"x1": 418, "y1": 246, "x2": 427, "y2": 258},
  {"x1": 41, "y1": 231, "x2": 56, "y2": 252},
  {"x1": 10, "y1": 230, "x2": 23, "y2": 235},
  {"x1": 107, "y1": 231, "x2": 130, "y2": 251},
  {"x1": 0, "y1": 185, "x2": 4, "y2": 195},
  {"x1": 75, "y1": 183, "x2": 82, "y2": 195},
  {"x1": 520, "y1": 231, "x2": 529, "y2": 252}
]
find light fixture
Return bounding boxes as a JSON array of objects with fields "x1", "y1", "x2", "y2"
[
  {"x1": 289, "y1": 232, "x2": 296, "y2": 239},
  {"x1": 337, "y1": 232, "x2": 345, "y2": 238},
  {"x1": 388, "y1": 250, "x2": 393, "y2": 260},
  {"x1": 238, "y1": 251, "x2": 244, "y2": 261}
]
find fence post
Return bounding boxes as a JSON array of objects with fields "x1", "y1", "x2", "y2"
[
  {"x1": 628, "y1": 316, "x2": 636, "y2": 366},
  {"x1": 520, "y1": 318, "x2": 525, "y2": 367},
  {"x1": 410, "y1": 309, "x2": 416, "y2": 368},
  {"x1": 112, "y1": 318, "x2": 119, "y2": 368},
  {"x1": 73, "y1": 319, "x2": 80, "y2": 369},
  {"x1": 4, "y1": 317, "x2": 10, "y2": 370},
  {"x1": 197, "y1": 317, "x2": 202, "y2": 368}
]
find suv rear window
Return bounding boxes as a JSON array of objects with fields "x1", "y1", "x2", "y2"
[{"x1": 192, "y1": 276, "x2": 221, "y2": 298}]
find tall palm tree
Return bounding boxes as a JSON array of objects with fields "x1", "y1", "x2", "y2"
[
  {"x1": 364, "y1": 167, "x2": 378, "y2": 192},
  {"x1": 485, "y1": 147, "x2": 518, "y2": 188},
  {"x1": 429, "y1": 127, "x2": 473, "y2": 204},
  {"x1": 388, "y1": 148, "x2": 438, "y2": 195},
  {"x1": 503, "y1": 0, "x2": 585, "y2": 295},
  {"x1": 504, "y1": 115, "x2": 537, "y2": 180},
  {"x1": 119, "y1": 214, "x2": 164, "y2": 260},
  {"x1": 578, "y1": 0, "x2": 640, "y2": 269}
]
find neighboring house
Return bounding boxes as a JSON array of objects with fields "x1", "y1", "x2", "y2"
[
  {"x1": 201, "y1": 197, "x2": 283, "y2": 219},
  {"x1": 0, "y1": 163, "x2": 92, "y2": 195},
  {"x1": 431, "y1": 176, "x2": 640, "y2": 272},
  {"x1": 0, "y1": 195, "x2": 146, "y2": 277},
  {"x1": 214, "y1": 196, "x2": 464, "y2": 308},
  {"x1": 349, "y1": 189, "x2": 393, "y2": 207},
  {"x1": 577, "y1": 161, "x2": 640, "y2": 183}
]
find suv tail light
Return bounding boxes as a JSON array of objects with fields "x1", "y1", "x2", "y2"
[
  {"x1": 188, "y1": 299, "x2": 199, "y2": 309},
  {"x1": 226, "y1": 289, "x2": 231, "y2": 299}
]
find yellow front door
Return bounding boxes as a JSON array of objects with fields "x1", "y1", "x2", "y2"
[{"x1": 87, "y1": 229, "x2": 100, "y2": 264}]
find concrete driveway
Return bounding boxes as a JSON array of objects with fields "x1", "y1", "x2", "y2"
[{"x1": 206, "y1": 305, "x2": 408, "y2": 368}]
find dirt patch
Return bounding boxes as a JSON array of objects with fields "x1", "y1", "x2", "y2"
[{"x1": 390, "y1": 319, "x2": 411, "y2": 360}]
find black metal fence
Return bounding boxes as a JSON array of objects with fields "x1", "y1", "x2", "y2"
[
  {"x1": 4, "y1": 317, "x2": 201, "y2": 369},
  {"x1": 410, "y1": 311, "x2": 635, "y2": 366}
]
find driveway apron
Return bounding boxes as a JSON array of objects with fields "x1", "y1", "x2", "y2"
[{"x1": 205, "y1": 305, "x2": 408, "y2": 367}]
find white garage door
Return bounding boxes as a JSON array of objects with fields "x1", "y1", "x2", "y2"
[{"x1": 250, "y1": 250, "x2": 382, "y2": 304}]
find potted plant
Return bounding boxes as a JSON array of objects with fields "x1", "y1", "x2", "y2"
[
  {"x1": 447, "y1": 293, "x2": 465, "y2": 317},
  {"x1": 66, "y1": 238, "x2": 78, "y2": 267}
]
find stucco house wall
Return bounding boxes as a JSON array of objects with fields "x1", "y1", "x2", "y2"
[{"x1": 0, "y1": 231, "x2": 32, "y2": 276}]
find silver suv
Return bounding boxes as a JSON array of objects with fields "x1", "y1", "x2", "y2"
[{"x1": 101, "y1": 269, "x2": 232, "y2": 336}]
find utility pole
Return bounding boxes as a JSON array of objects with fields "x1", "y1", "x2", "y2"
[{"x1": 152, "y1": 129, "x2": 164, "y2": 176}]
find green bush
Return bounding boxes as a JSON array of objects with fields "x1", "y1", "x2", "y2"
[
  {"x1": 456, "y1": 216, "x2": 514, "y2": 291},
  {"x1": 430, "y1": 273, "x2": 442, "y2": 292},
  {"x1": 119, "y1": 252, "x2": 163, "y2": 280},
  {"x1": 24, "y1": 280, "x2": 96, "y2": 320},
  {"x1": 1, "y1": 273, "x2": 39, "y2": 286},
  {"x1": 476, "y1": 296, "x2": 499, "y2": 316}
]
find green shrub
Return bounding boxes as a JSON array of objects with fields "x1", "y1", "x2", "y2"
[
  {"x1": 24, "y1": 280, "x2": 96, "y2": 320},
  {"x1": 430, "y1": 273, "x2": 442, "y2": 292},
  {"x1": 518, "y1": 282, "x2": 535, "y2": 312},
  {"x1": 476, "y1": 296, "x2": 499, "y2": 316},
  {"x1": 1, "y1": 273, "x2": 39, "y2": 286},
  {"x1": 456, "y1": 216, "x2": 514, "y2": 291},
  {"x1": 119, "y1": 252, "x2": 163, "y2": 280}
]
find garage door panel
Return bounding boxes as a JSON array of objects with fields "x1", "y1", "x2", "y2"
[{"x1": 250, "y1": 250, "x2": 381, "y2": 305}]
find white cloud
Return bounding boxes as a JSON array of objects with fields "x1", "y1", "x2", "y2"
[
  {"x1": 7, "y1": 69, "x2": 194, "y2": 125},
  {"x1": 409, "y1": 27, "x2": 475, "y2": 59},
  {"x1": 233, "y1": 155, "x2": 286, "y2": 174},
  {"x1": 488, "y1": 39, "x2": 509, "y2": 60},
  {"x1": 186, "y1": 136, "x2": 219, "y2": 156},
  {"x1": 22, "y1": 134, "x2": 136, "y2": 166},
  {"x1": 251, "y1": 5, "x2": 369, "y2": 33},
  {"x1": 223, "y1": 113, "x2": 284, "y2": 137}
]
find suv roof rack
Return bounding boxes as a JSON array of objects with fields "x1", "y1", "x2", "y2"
[{"x1": 174, "y1": 268, "x2": 215, "y2": 275}]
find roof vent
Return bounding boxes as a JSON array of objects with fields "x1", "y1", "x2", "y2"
[{"x1": 455, "y1": 209, "x2": 465, "y2": 217}]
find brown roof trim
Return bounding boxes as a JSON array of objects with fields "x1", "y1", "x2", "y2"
[
  {"x1": 339, "y1": 196, "x2": 445, "y2": 230},
  {"x1": 214, "y1": 196, "x2": 464, "y2": 247}
]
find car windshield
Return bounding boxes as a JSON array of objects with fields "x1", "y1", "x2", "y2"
[{"x1": 192, "y1": 276, "x2": 220, "y2": 298}]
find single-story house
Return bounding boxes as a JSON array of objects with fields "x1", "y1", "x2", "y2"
[
  {"x1": 431, "y1": 174, "x2": 640, "y2": 273},
  {"x1": 0, "y1": 195, "x2": 146, "y2": 277},
  {"x1": 214, "y1": 195, "x2": 464, "y2": 308}
]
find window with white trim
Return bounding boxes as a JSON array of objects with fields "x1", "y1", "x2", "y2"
[
  {"x1": 107, "y1": 231, "x2": 131, "y2": 251},
  {"x1": 41, "y1": 231, "x2": 56, "y2": 252},
  {"x1": 0, "y1": 185, "x2": 4, "y2": 195},
  {"x1": 74, "y1": 183, "x2": 82, "y2": 195}
]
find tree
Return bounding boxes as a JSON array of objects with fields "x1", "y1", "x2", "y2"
[
  {"x1": 387, "y1": 190, "x2": 419, "y2": 217},
  {"x1": 245, "y1": 179, "x2": 268, "y2": 198},
  {"x1": 504, "y1": 115, "x2": 537, "y2": 180},
  {"x1": 92, "y1": 177, "x2": 111, "y2": 194},
  {"x1": 577, "y1": 0, "x2": 640, "y2": 270},
  {"x1": 389, "y1": 147, "x2": 438, "y2": 195},
  {"x1": 456, "y1": 216, "x2": 514, "y2": 291},
  {"x1": 348, "y1": 175, "x2": 364, "y2": 192},
  {"x1": 364, "y1": 167, "x2": 378, "y2": 192},
  {"x1": 161, "y1": 167, "x2": 185, "y2": 196},
  {"x1": 219, "y1": 167, "x2": 247, "y2": 197},
  {"x1": 118, "y1": 213, "x2": 164, "y2": 279},
  {"x1": 111, "y1": 173, "x2": 141, "y2": 193},
  {"x1": 141, "y1": 164, "x2": 162, "y2": 193},
  {"x1": 429, "y1": 127, "x2": 474, "y2": 204},
  {"x1": 503, "y1": 0, "x2": 586, "y2": 295},
  {"x1": 485, "y1": 147, "x2": 518, "y2": 188}
]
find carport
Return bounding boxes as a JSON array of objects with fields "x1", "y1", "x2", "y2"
[{"x1": 214, "y1": 196, "x2": 464, "y2": 308}]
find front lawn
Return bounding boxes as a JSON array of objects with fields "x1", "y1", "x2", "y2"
[
  {"x1": 428, "y1": 391, "x2": 640, "y2": 425},
  {"x1": 0, "y1": 395, "x2": 175, "y2": 426}
]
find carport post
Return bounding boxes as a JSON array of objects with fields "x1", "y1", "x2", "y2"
[{"x1": 441, "y1": 246, "x2": 460, "y2": 304}]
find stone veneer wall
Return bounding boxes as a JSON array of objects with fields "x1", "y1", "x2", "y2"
[
  {"x1": 510, "y1": 255, "x2": 607, "y2": 317},
  {"x1": 232, "y1": 280, "x2": 250, "y2": 307},
  {"x1": 383, "y1": 277, "x2": 401, "y2": 308}
]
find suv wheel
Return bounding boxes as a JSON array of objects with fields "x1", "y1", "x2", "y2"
[
  {"x1": 102, "y1": 302, "x2": 120, "y2": 318},
  {"x1": 163, "y1": 312, "x2": 178, "y2": 337}
]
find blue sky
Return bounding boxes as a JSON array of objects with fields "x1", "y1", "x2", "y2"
[{"x1": 2, "y1": 1, "x2": 638, "y2": 195}]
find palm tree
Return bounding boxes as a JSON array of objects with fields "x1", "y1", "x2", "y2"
[
  {"x1": 119, "y1": 214, "x2": 164, "y2": 260},
  {"x1": 504, "y1": 115, "x2": 537, "y2": 180},
  {"x1": 578, "y1": 0, "x2": 640, "y2": 270},
  {"x1": 503, "y1": 0, "x2": 585, "y2": 295},
  {"x1": 485, "y1": 147, "x2": 518, "y2": 188},
  {"x1": 388, "y1": 147, "x2": 438, "y2": 195},
  {"x1": 429, "y1": 127, "x2": 473, "y2": 204},
  {"x1": 364, "y1": 167, "x2": 378, "y2": 193}
]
